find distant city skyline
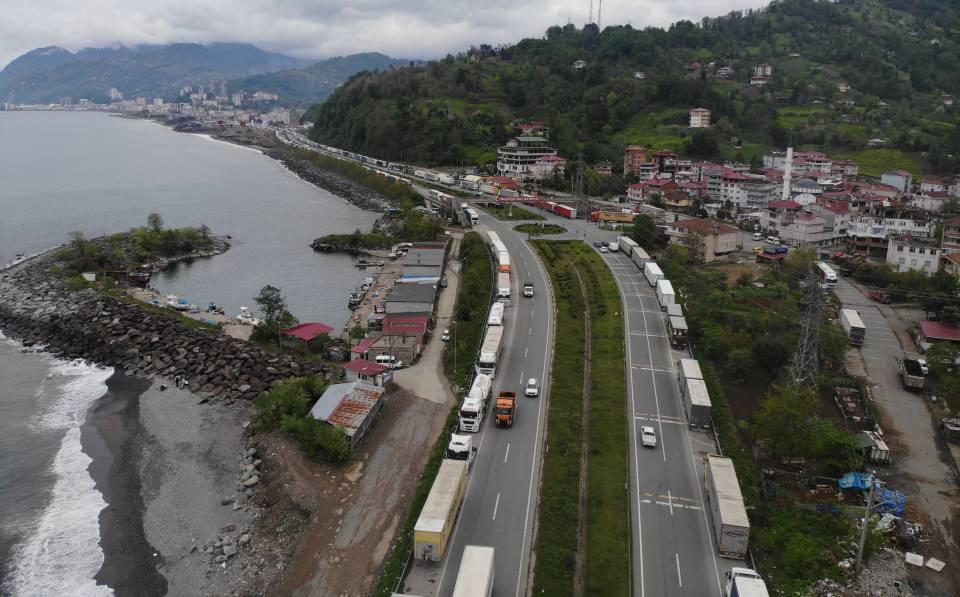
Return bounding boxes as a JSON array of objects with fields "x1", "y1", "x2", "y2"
[{"x1": 0, "y1": 0, "x2": 770, "y2": 70}]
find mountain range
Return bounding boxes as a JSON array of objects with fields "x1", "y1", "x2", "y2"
[
  {"x1": 308, "y1": 0, "x2": 960, "y2": 176},
  {"x1": 0, "y1": 43, "x2": 405, "y2": 106}
]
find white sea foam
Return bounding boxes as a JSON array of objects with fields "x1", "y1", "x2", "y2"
[{"x1": 3, "y1": 359, "x2": 114, "y2": 596}]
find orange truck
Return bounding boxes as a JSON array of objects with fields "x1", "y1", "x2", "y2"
[{"x1": 495, "y1": 391, "x2": 517, "y2": 427}]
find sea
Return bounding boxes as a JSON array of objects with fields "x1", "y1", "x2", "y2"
[{"x1": 0, "y1": 111, "x2": 378, "y2": 592}]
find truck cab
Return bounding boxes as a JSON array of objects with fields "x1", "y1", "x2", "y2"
[
  {"x1": 725, "y1": 568, "x2": 769, "y2": 597},
  {"x1": 495, "y1": 391, "x2": 517, "y2": 427},
  {"x1": 446, "y1": 433, "x2": 477, "y2": 464}
]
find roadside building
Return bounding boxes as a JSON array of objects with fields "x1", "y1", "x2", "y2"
[
  {"x1": 943, "y1": 215, "x2": 960, "y2": 254},
  {"x1": 280, "y1": 322, "x2": 334, "y2": 353},
  {"x1": 918, "y1": 321, "x2": 960, "y2": 350},
  {"x1": 496, "y1": 136, "x2": 560, "y2": 180},
  {"x1": 921, "y1": 176, "x2": 948, "y2": 194},
  {"x1": 531, "y1": 154, "x2": 567, "y2": 179},
  {"x1": 667, "y1": 218, "x2": 738, "y2": 262},
  {"x1": 309, "y1": 381, "x2": 385, "y2": 449},
  {"x1": 385, "y1": 284, "x2": 438, "y2": 314},
  {"x1": 341, "y1": 360, "x2": 392, "y2": 387},
  {"x1": 941, "y1": 253, "x2": 960, "y2": 276},
  {"x1": 886, "y1": 235, "x2": 941, "y2": 275},
  {"x1": 689, "y1": 108, "x2": 711, "y2": 128},
  {"x1": 760, "y1": 199, "x2": 803, "y2": 234},
  {"x1": 398, "y1": 244, "x2": 446, "y2": 285},
  {"x1": 594, "y1": 162, "x2": 612, "y2": 176}
]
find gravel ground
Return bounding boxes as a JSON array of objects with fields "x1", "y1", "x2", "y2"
[{"x1": 138, "y1": 380, "x2": 257, "y2": 595}]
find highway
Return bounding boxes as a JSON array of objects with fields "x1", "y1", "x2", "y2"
[
  {"x1": 532, "y1": 212, "x2": 731, "y2": 596},
  {"x1": 430, "y1": 211, "x2": 554, "y2": 597},
  {"x1": 271, "y1": 128, "x2": 729, "y2": 594}
]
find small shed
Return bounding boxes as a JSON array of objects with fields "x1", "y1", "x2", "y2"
[
  {"x1": 281, "y1": 322, "x2": 334, "y2": 352},
  {"x1": 342, "y1": 360, "x2": 392, "y2": 387},
  {"x1": 309, "y1": 381, "x2": 385, "y2": 449},
  {"x1": 919, "y1": 321, "x2": 960, "y2": 347}
]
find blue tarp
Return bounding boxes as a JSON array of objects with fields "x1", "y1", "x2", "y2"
[
  {"x1": 839, "y1": 472, "x2": 874, "y2": 490},
  {"x1": 875, "y1": 488, "x2": 906, "y2": 516}
]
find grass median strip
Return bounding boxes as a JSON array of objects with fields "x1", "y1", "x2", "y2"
[{"x1": 531, "y1": 240, "x2": 630, "y2": 597}]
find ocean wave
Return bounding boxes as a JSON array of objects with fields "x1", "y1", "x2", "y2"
[{"x1": 2, "y1": 360, "x2": 114, "y2": 596}]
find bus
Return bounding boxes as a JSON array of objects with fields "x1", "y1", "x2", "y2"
[{"x1": 815, "y1": 262, "x2": 838, "y2": 288}]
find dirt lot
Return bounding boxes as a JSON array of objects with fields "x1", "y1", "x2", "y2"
[{"x1": 256, "y1": 389, "x2": 448, "y2": 596}]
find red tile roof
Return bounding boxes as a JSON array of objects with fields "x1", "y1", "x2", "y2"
[
  {"x1": 350, "y1": 334, "x2": 381, "y2": 354},
  {"x1": 342, "y1": 360, "x2": 390, "y2": 376},
  {"x1": 281, "y1": 322, "x2": 334, "y2": 341},
  {"x1": 920, "y1": 321, "x2": 960, "y2": 342}
]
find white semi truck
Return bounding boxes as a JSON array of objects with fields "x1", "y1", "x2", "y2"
[
  {"x1": 458, "y1": 374, "x2": 493, "y2": 432},
  {"x1": 487, "y1": 301, "x2": 505, "y2": 326},
  {"x1": 656, "y1": 279, "x2": 676, "y2": 310},
  {"x1": 497, "y1": 272, "x2": 511, "y2": 303},
  {"x1": 704, "y1": 455, "x2": 751, "y2": 559},
  {"x1": 644, "y1": 261, "x2": 664, "y2": 287},
  {"x1": 840, "y1": 308, "x2": 865, "y2": 346},
  {"x1": 725, "y1": 568, "x2": 770, "y2": 597},
  {"x1": 617, "y1": 235, "x2": 639, "y2": 257}
]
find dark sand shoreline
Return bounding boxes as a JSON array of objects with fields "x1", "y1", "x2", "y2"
[{"x1": 81, "y1": 371, "x2": 166, "y2": 596}]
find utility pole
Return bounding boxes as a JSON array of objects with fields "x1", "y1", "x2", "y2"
[{"x1": 855, "y1": 476, "x2": 877, "y2": 574}]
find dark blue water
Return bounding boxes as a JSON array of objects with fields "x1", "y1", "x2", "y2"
[{"x1": 0, "y1": 111, "x2": 379, "y2": 592}]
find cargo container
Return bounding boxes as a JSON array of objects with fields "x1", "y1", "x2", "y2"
[
  {"x1": 677, "y1": 358, "x2": 704, "y2": 395},
  {"x1": 476, "y1": 326, "x2": 504, "y2": 378},
  {"x1": 667, "y1": 303, "x2": 683, "y2": 318},
  {"x1": 668, "y1": 315, "x2": 689, "y2": 348},
  {"x1": 656, "y1": 279, "x2": 676, "y2": 310},
  {"x1": 487, "y1": 302, "x2": 505, "y2": 326},
  {"x1": 644, "y1": 261, "x2": 664, "y2": 286},
  {"x1": 497, "y1": 251, "x2": 512, "y2": 273},
  {"x1": 555, "y1": 204, "x2": 577, "y2": 219},
  {"x1": 704, "y1": 455, "x2": 750, "y2": 559},
  {"x1": 452, "y1": 545, "x2": 495, "y2": 597},
  {"x1": 683, "y1": 378, "x2": 712, "y2": 427},
  {"x1": 618, "y1": 236, "x2": 639, "y2": 257},
  {"x1": 413, "y1": 459, "x2": 468, "y2": 561},
  {"x1": 497, "y1": 272, "x2": 511, "y2": 302},
  {"x1": 840, "y1": 309, "x2": 865, "y2": 346},
  {"x1": 590, "y1": 210, "x2": 635, "y2": 223},
  {"x1": 631, "y1": 246, "x2": 651, "y2": 269}
]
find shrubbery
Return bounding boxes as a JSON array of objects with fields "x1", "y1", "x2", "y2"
[
  {"x1": 254, "y1": 376, "x2": 351, "y2": 463},
  {"x1": 443, "y1": 232, "x2": 494, "y2": 387}
]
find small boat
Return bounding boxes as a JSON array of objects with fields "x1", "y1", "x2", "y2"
[
  {"x1": 127, "y1": 268, "x2": 151, "y2": 284},
  {"x1": 165, "y1": 295, "x2": 195, "y2": 311},
  {"x1": 347, "y1": 290, "x2": 364, "y2": 310},
  {"x1": 236, "y1": 306, "x2": 262, "y2": 326}
]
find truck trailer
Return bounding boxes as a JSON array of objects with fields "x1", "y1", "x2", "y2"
[
  {"x1": 413, "y1": 459, "x2": 467, "y2": 561},
  {"x1": 487, "y1": 302, "x2": 505, "y2": 326},
  {"x1": 656, "y1": 279, "x2": 676, "y2": 310},
  {"x1": 476, "y1": 327, "x2": 504, "y2": 378},
  {"x1": 840, "y1": 309, "x2": 865, "y2": 346},
  {"x1": 452, "y1": 545, "x2": 495, "y2": 597},
  {"x1": 617, "y1": 236, "x2": 639, "y2": 257},
  {"x1": 644, "y1": 261, "x2": 664, "y2": 287},
  {"x1": 631, "y1": 246, "x2": 651, "y2": 269},
  {"x1": 497, "y1": 272, "x2": 511, "y2": 302},
  {"x1": 677, "y1": 358, "x2": 704, "y2": 395},
  {"x1": 683, "y1": 378, "x2": 712, "y2": 427},
  {"x1": 704, "y1": 455, "x2": 750, "y2": 559}
]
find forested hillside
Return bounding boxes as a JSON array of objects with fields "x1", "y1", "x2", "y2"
[{"x1": 308, "y1": 0, "x2": 960, "y2": 175}]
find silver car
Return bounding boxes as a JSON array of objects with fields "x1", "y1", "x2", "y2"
[
  {"x1": 640, "y1": 426, "x2": 657, "y2": 448},
  {"x1": 525, "y1": 378, "x2": 539, "y2": 397}
]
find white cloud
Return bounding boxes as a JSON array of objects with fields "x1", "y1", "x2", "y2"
[{"x1": 0, "y1": 0, "x2": 770, "y2": 68}]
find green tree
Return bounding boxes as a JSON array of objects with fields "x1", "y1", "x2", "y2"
[
  {"x1": 253, "y1": 285, "x2": 298, "y2": 341},
  {"x1": 349, "y1": 324, "x2": 367, "y2": 345},
  {"x1": 753, "y1": 385, "x2": 817, "y2": 461},
  {"x1": 630, "y1": 213, "x2": 664, "y2": 251},
  {"x1": 147, "y1": 212, "x2": 164, "y2": 234}
]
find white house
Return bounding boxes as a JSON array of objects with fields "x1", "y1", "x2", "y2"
[
  {"x1": 881, "y1": 170, "x2": 913, "y2": 194},
  {"x1": 689, "y1": 108, "x2": 711, "y2": 128},
  {"x1": 886, "y1": 235, "x2": 941, "y2": 275}
]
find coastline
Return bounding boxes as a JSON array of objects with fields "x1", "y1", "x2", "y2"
[{"x1": 82, "y1": 371, "x2": 166, "y2": 596}]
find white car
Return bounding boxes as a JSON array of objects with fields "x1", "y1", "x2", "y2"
[
  {"x1": 917, "y1": 357, "x2": 929, "y2": 375},
  {"x1": 441, "y1": 328, "x2": 450, "y2": 342},
  {"x1": 523, "y1": 283, "x2": 535, "y2": 298},
  {"x1": 525, "y1": 378, "x2": 539, "y2": 397},
  {"x1": 640, "y1": 426, "x2": 657, "y2": 448},
  {"x1": 600, "y1": 246, "x2": 608, "y2": 253}
]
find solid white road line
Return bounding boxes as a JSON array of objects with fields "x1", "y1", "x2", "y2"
[
  {"x1": 493, "y1": 492, "x2": 501, "y2": 520},
  {"x1": 519, "y1": 371, "x2": 525, "y2": 384},
  {"x1": 504, "y1": 443, "x2": 511, "y2": 463},
  {"x1": 524, "y1": 346, "x2": 528, "y2": 358},
  {"x1": 676, "y1": 553, "x2": 683, "y2": 587}
]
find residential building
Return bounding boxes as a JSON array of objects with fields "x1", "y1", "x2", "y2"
[
  {"x1": 944, "y1": 95, "x2": 955, "y2": 108},
  {"x1": 496, "y1": 136, "x2": 559, "y2": 180},
  {"x1": 741, "y1": 175, "x2": 780, "y2": 210},
  {"x1": 252, "y1": 91, "x2": 279, "y2": 102},
  {"x1": 912, "y1": 191, "x2": 952, "y2": 212},
  {"x1": 780, "y1": 213, "x2": 834, "y2": 246},
  {"x1": 109, "y1": 88, "x2": 123, "y2": 101},
  {"x1": 921, "y1": 176, "x2": 947, "y2": 194},
  {"x1": 514, "y1": 121, "x2": 549, "y2": 137},
  {"x1": 754, "y1": 63, "x2": 773, "y2": 78},
  {"x1": 309, "y1": 381, "x2": 384, "y2": 449},
  {"x1": 531, "y1": 154, "x2": 567, "y2": 179},
  {"x1": 942, "y1": 253, "x2": 960, "y2": 276},
  {"x1": 886, "y1": 235, "x2": 941, "y2": 275},
  {"x1": 837, "y1": 82, "x2": 850, "y2": 93},
  {"x1": 941, "y1": 215, "x2": 960, "y2": 253},
  {"x1": 667, "y1": 218, "x2": 738, "y2": 262},
  {"x1": 573, "y1": 60, "x2": 586, "y2": 69},
  {"x1": 341, "y1": 360, "x2": 392, "y2": 387},
  {"x1": 881, "y1": 170, "x2": 913, "y2": 194},
  {"x1": 846, "y1": 212, "x2": 931, "y2": 256},
  {"x1": 624, "y1": 145, "x2": 650, "y2": 174},
  {"x1": 760, "y1": 200, "x2": 803, "y2": 234},
  {"x1": 280, "y1": 322, "x2": 334, "y2": 352},
  {"x1": 689, "y1": 108, "x2": 711, "y2": 128},
  {"x1": 831, "y1": 159, "x2": 859, "y2": 179},
  {"x1": 594, "y1": 162, "x2": 612, "y2": 176}
]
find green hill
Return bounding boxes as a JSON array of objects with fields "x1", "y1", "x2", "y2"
[{"x1": 308, "y1": 0, "x2": 960, "y2": 174}]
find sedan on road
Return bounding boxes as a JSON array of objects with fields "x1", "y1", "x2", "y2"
[
  {"x1": 525, "y1": 378, "x2": 539, "y2": 397},
  {"x1": 640, "y1": 426, "x2": 657, "y2": 448},
  {"x1": 441, "y1": 328, "x2": 450, "y2": 342},
  {"x1": 593, "y1": 241, "x2": 603, "y2": 248}
]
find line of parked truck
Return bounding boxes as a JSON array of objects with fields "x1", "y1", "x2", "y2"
[{"x1": 607, "y1": 235, "x2": 768, "y2": 596}]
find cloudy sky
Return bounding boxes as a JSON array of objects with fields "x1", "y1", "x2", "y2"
[{"x1": 0, "y1": 0, "x2": 770, "y2": 68}]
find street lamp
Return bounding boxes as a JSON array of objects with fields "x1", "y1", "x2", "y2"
[{"x1": 451, "y1": 321, "x2": 458, "y2": 378}]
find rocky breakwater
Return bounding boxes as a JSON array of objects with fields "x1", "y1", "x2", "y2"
[{"x1": 0, "y1": 256, "x2": 321, "y2": 400}]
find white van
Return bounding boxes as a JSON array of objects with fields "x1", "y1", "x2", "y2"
[
  {"x1": 766, "y1": 235, "x2": 779, "y2": 245},
  {"x1": 374, "y1": 354, "x2": 403, "y2": 369},
  {"x1": 752, "y1": 232, "x2": 763, "y2": 241}
]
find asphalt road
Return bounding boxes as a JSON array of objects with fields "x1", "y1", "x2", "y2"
[
  {"x1": 531, "y1": 211, "x2": 729, "y2": 597},
  {"x1": 430, "y1": 211, "x2": 554, "y2": 597}
]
